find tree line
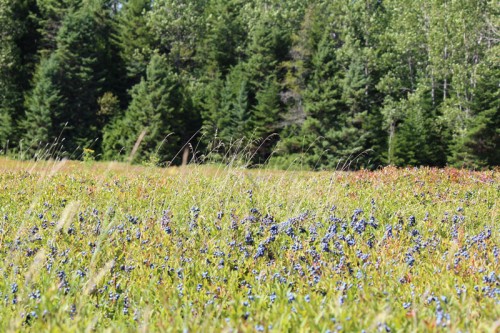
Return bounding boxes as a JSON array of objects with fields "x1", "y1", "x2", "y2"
[{"x1": 0, "y1": 0, "x2": 498, "y2": 169}]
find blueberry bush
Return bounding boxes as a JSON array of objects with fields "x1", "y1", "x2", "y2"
[{"x1": 0, "y1": 159, "x2": 498, "y2": 332}]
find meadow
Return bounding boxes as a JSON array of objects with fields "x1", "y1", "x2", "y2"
[{"x1": 0, "y1": 158, "x2": 498, "y2": 332}]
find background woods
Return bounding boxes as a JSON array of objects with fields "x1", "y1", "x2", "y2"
[{"x1": 0, "y1": 0, "x2": 498, "y2": 169}]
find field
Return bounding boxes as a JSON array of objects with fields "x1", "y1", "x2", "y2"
[{"x1": 0, "y1": 158, "x2": 498, "y2": 332}]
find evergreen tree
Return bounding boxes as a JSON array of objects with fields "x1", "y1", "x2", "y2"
[
  {"x1": 333, "y1": 0, "x2": 387, "y2": 168},
  {"x1": 217, "y1": 63, "x2": 251, "y2": 144},
  {"x1": 197, "y1": 71, "x2": 224, "y2": 144},
  {"x1": 0, "y1": 0, "x2": 22, "y2": 148},
  {"x1": 244, "y1": 12, "x2": 289, "y2": 83},
  {"x1": 35, "y1": 0, "x2": 80, "y2": 54},
  {"x1": 1, "y1": 0, "x2": 498, "y2": 168},
  {"x1": 392, "y1": 85, "x2": 449, "y2": 166},
  {"x1": 22, "y1": 55, "x2": 63, "y2": 154},
  {"x1": 102, "y1": 53, "x2": 188, "y2": 163},
  {"x1": 14, "y1": 0, "x2": 41, "y2": 99},
  {"x1": 50, "y1": 5, "x2": 112, "y2": 153},
  {"x1": 250, "y1": 75, "x2": 282, "y2": 162},
  {"x1": 114, "y1": 0, "x2": 153, "y2": 82},
  {"x1": 280, "y1": 4, "x2": 322, "y2": 128},
  {"x1": 242, "y1": 12, "x2": 289, "y2": 160},
  {"x1": 459, "y1": 47, "x2": 500, "y2": 167},
  {"x1": 301, "y1": 29, "x2": 344, "y2": 168},
  {"x1": 198, "y1": 0, "x2": 246, "y2": 75},
  {"x1": 201, "y1": 10, "x2": 290, "y2": 161},
  {"x1": 148, "y1": 0, "x2": 206, "y2": 73}
]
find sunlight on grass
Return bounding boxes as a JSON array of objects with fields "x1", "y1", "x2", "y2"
[{"x1": 0, "y1": 158, "x2": 498, "y2": 332}]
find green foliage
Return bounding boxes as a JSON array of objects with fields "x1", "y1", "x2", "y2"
[
  {"x1": 302, "y1": 28, "x2": 344, "y2": 168},
  {"x1": 97, "y1": 91, "x2": 120, "y2": 126},
  {"x1": 113, "y1": 0, "x2": 152, "y2": 81},
  {"x1": 0, "y1": 0, "x2": 499, "y2": 168},
  {"x1": 392, "y1": 95, "x2": 448, "y2": 167},
  {"x1": 0, "y1": 0, "x2": 24, "y2": 147},
  {"x1": 0, "y1": 161, "x2": 498, "y2": 331},
  {"x1": 198, "y1": 0, "x2": 246, "y2": 75},
  {"x1": 102, "y1": 53, "x2": 189, "y2": 164},
  {"x1": 35, "y1": 0, "x2": 81, "y2": 53},
  {"x1": 455, "y1": 46, "x2": 500, "y2": 167},
  {"x1": 148, "y1": 0, "x2": 206, "y2": 72},
  {"x1": 216, "y1": 63, "x2": 251, "y2": 144},
  {"x1": 22, "y1": 55, "x2": 63, "y2": 152},
  {"x1": 47, "y1": 4, "x2": 114, "y2": 153}
]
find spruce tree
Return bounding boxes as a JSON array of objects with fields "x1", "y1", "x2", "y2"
[
  {"x1": 50, "y1": 5, "x2": 111, "y2": 153},
  {"x1": 114, "y1": 0, "x2": 153, "y2": 82},
  {"x1": 301, "y1": 30, "x2": 343, "y2": 168},
  {"x1": 35, "y1": 0, "x2": 80, "y2": 54},
  {"x1": 391, "y1": 85, "x2": 449, "y2": 167},
  {"x1": 198, "y1": 0, "x2": 245, "y2": 75},
  {"x1": 148, "y1": 0, "x2": 206, "y2": 72},
  {"x1": 0, "y1": 0, "x2": 24, "y2": 149},
  {"x1": 22, "y1": 55, "x2": 63, "y2": 155},
  {"x1": 460, "y1": 48, "x2": 500, "y2": 167},
  {"x1": 238, "y1": 12, "x2": 289, "y2": 161},
  {"x1": 102, "y1": 53, "x2": 187, "y2": 164},
  {"x1": 280, "y1": 4, "x2": 323, "y2": 128},
  {"x1": 250, "y1": 76, "x2": 282, "y2": 163},
  {"x1": 196, "y1": 71, "x2": 223, "y2": 143},
  {"x1": 218, "y1": 63, "x2": 251, "y2": 144}
]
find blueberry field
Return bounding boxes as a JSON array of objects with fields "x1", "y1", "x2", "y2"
[{"x1": 0, "y1": 159, "x2": 498, "y2": 332}]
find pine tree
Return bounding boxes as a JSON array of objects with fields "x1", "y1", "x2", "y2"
[
  {"x1": 114, "y1": 0, "x2": 153, "y2": 82},
  {"x1": 460, "y1": 47, "x2": 500, "y2": 167},
  {"x1": 250, "y1": 75, "x2": 281, "y2": 162},
  {"x1": 198, "y1": 0, "x2": 245, "y2": 75},
  {"x1": 102, "y1": 53, "x2": 187, "y2": 164},
  {"x1": 301, "y1": 29, "x2": 344, "y2": 168},
  {"x1": 50, "y1": 5, "x2": 111, "y2": 153},
  {"x1": 148, "y1": 0, "x2": 206, "y2": 72},
  {"x1": 22, "y1": 55, "x2": 63, "y2": 154},
  {"x1": 0, "y1": 0, "x2": 24, "y2": 149},
  {"x1": 280, "y1": 4, "x2": 322, "y2": 128},
  {"x1": 218, "y1": 63, "x2": 251, "y2": 143},
  {"x1": 35, "y1": 0, "x2": 81, "y2": 54},
  {"x1": 392, "y1": 85, "x2": 449, "y2": 166}
]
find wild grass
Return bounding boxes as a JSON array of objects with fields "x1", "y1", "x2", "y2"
[{"x1": 0, "y1": 157, "x2": 498, "y2": 332}]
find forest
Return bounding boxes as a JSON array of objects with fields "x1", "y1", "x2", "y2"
[{"x1": 0, "y1": 0, "x2": 498, "y2": 169}]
